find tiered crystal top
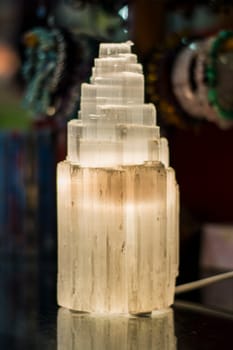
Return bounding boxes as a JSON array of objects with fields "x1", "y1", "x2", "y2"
[{"x1": 67, "y1": 41, "x2": 169, "y2": 167}]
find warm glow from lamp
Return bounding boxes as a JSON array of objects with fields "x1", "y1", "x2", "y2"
[
  {"x1": 0, "y1": 44, "x2": 20, "y2": 79},
  {"x1": 57, "y1": 42, "x2": 179, "y2": 314},
  {"x1": 57, "y1": 307, "x2": 176, "y2": 350}
]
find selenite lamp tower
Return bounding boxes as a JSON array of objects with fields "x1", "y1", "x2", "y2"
[{"x1": 57, "y1": 42, "x2": 179, "y2": 314}]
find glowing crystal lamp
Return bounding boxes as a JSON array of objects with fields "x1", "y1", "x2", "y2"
[{"x1": 57, "y1": 42, "x2": 179, "y2": 314}]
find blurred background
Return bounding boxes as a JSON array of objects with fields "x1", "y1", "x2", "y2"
[{"x1": 0, "y1": 0, "x2": 233, "y2": 317}]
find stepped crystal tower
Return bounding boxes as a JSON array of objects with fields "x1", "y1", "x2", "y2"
[{"x1": 57, "y1": 42, "x2": 179, "y2": 314}]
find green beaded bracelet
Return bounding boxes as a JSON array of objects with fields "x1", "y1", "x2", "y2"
[{"x1": 206, "y1": 30, "x2": 233, "y2": 120}]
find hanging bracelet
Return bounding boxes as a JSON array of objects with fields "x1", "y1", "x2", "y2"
[{"x1": 205, "y1": 30, "x2": 233, "y2": 120}]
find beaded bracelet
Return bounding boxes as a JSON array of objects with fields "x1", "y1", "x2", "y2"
[
  {"x1": 143, "y1": 40, "x2": 203, "y2": 130},
  {"x1": 194, "y1": 37, "x2": 233, "y2": 129},
  {"x1": 22, "y1": 27, "x2": 66, "y2": 116},
  {"x1": 171, "y1": 41, "x2": 205, "y2": 118},
  {"x1": 49, "y1": 29, "x2": 66, "y2": 93},
  {"x1": 205, "y1": 30, "x2": 233, "y2": 120}
]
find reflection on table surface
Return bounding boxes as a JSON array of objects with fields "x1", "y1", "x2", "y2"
[
  {"x1": 0, "y1": 261, "x2": 232, "y2": 349},
  {"x1": 58, "y1": 307, "x2": 176, "y2": 350}
]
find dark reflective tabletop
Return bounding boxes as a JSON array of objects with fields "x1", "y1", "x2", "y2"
[{"x1": 0, "y1": 261, "x2": 232, "y2": 350}]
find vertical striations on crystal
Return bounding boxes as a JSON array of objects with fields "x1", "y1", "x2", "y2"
[{"x1": 57, "y1": 41, "x2": 179, "y2": 314}]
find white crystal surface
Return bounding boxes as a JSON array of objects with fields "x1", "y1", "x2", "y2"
[
  {"x1": 66, "y1": 41, "x2": 166, "y2": 168},
  {"x1": 57, "y1": 42, "x2": 179, "y2": 314}
]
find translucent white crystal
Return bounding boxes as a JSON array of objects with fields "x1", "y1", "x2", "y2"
[
  {"x1": 57, "y1": 42, "x2": 179, "y2": 314},
  {"x1": 67, "y1": 41, "x2": 157, "y2": 166},
  {"x1": 99, "y1": 41, "x2": 133, "y2": 57}
]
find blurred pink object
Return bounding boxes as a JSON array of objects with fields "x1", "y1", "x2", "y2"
[{"x1": 200, "y1": 224, "x2": 233, "y2": 270}]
